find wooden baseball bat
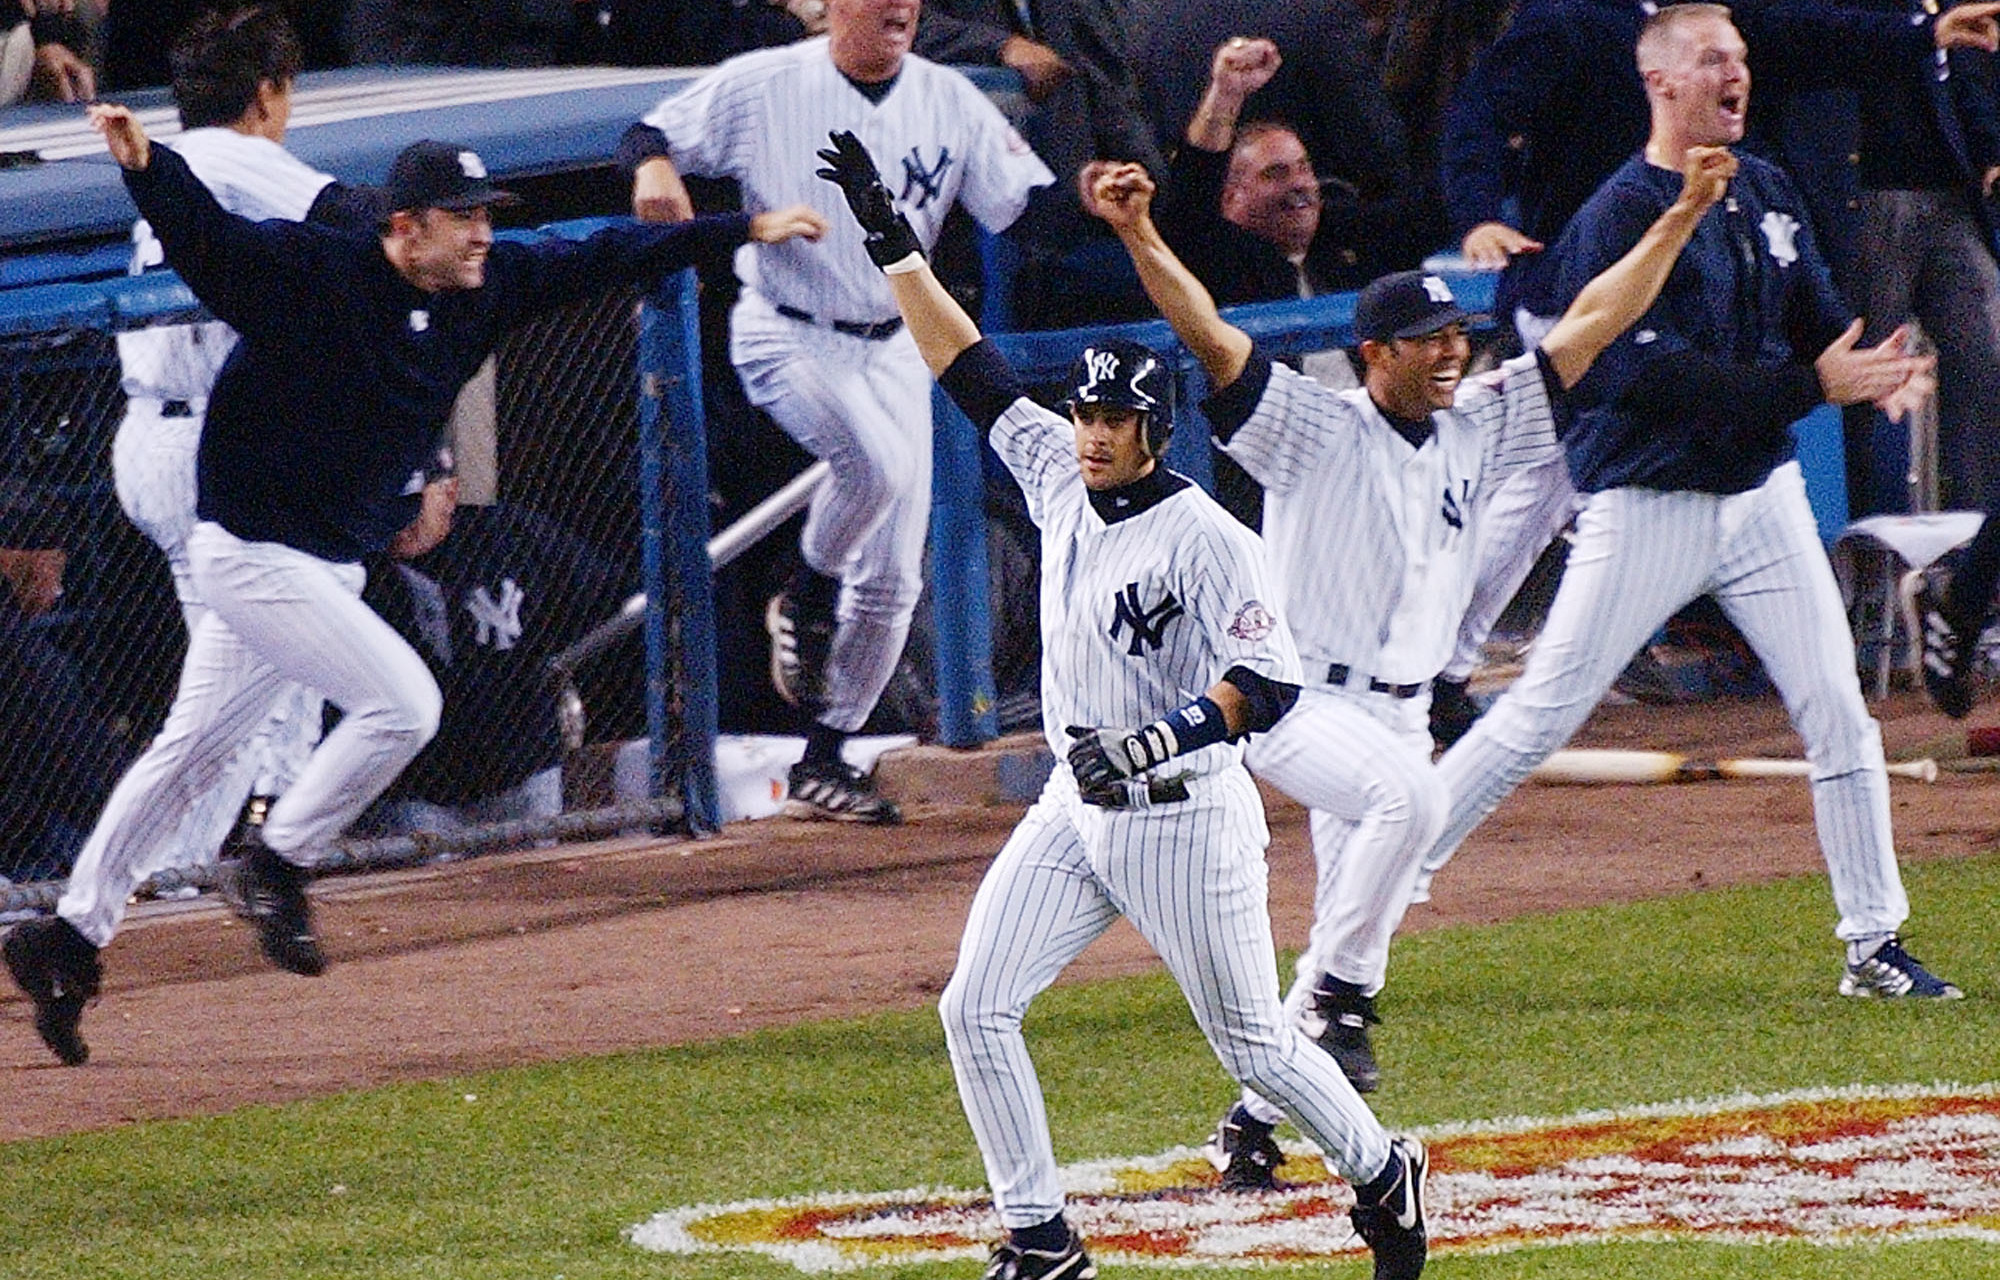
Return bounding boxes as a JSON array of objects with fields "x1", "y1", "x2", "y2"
[{"x1": 1531, "y1": 749, "x2": 1938, "y2": 784}]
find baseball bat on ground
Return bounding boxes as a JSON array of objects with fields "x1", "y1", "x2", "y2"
[{"x1": 1531, "y1": 749, "x2": 1939, "y2": 784}]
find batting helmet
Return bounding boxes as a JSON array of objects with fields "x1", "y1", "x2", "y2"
[{"x1": 1065, "y1": 338, "x2": 1175, "y2": 458}]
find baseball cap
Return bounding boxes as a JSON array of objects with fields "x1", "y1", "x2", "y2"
[
  {"x1": 384, "y1": 140, "x2": 519, "y2": 213},
  {"x1": 1353, "y1": 270, "x2": 1471, "y2": 343}
]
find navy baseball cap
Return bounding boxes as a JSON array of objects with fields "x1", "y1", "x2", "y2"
[
  {"x1": 385, "y1": 140, "x2": 519, "y2": 213},
  {"x1": 1353, "y1": 271, "x2": 1471, "y2": 343}
]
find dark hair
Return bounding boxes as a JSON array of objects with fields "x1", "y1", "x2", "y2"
[{"x1": 171, "y1": 6, "x2": 304, "y2": 130}]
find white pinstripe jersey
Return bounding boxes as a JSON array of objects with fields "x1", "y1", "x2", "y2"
[
  {"x1": 117, "y1": 128, "x2": 335, "y2": 403},
  {"x1": 991, "y1": 397, "x2": 1303, "y2": 777},
  {"x1": 1225, "y1": 351, "x2": 1559, "y2": 686},
  {"x1": 642, "y1": 39, "x2": 1052, "y2": 324}
]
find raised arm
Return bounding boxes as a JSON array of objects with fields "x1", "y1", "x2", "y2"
[
  {"x1": 814, "y1": 130, "x2": 981, "y2": 375},
  {"x1": 1538, "y1": 145, "x2": 1735, "y2": 391},
  {"x1": 1087, "y1": 162, "x2": 1254, "y2": 390}
]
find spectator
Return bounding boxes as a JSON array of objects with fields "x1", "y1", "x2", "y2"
[
  {"x1": 354, "y1": 474, "x2": 630, "y2": 837},
  {"x1": 1130, "y1": 0, "x2": 1432, "y2": 258},
  {"x1": 3, "y1": 0, "x2": 95, "y2": 104}
]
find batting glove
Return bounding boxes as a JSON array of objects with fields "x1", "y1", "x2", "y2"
[
  {"x1": 1065, "y1": 723, "x2": 1175, "y2": 791},
  {"x1": 815, "y1": 129, "x2": 923, "y2": 270}
]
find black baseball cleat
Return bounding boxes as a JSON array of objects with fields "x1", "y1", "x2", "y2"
[
  {"x1": 1913, "y1": 573, "x2": 1975, "y2": 719},
  {"x1": 981, "y1": 1226, "x2": 1097, "y2": 1280},
  {"x1": 784, "y1": 758, "x2": 903, "y2": 824},
  {"x1": 1427, "y1": 677, "x2": 1483, "y2": 751},
  {"x1": 4, "y1": 915, "x2": 102, "y2": 1066},
  {"x1": 766, "y1": 579, "x2": 837, "y2": 713},
  {"x1": 1204, "y1": 1102, "x2": 1286, "y2": 1191},
  {"x1": 1309, "y1": 974, "x2": 1382, "y2": 1094},
  {"x1": 221, "y1": 837, "x2": 327, "y2": 976},
  {"x1": 1350, "y1": 1135, "x2": 1428, "y2": 1280}
]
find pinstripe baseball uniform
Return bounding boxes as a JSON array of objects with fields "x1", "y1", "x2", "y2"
[
  {"x1": 932, "y1": 340, "x2": 1396, "y2": 1228},
  {"x1": 113, "y1": 126, "x2": 336, "y2": 874},
  {"x1": 636, "y1": 39, "x2": 1052, "y2": 733},
  {"x1": 1205, "y1": 342, "x2": 1561, "y2": 1124},
  {"x1": 1421, "y1": 151, "x2": 1914, "y2": 951}
]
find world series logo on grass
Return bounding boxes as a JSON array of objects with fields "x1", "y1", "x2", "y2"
[{"x1": 629, "y1": 1083, "x2": 2000, "y2": 1271}]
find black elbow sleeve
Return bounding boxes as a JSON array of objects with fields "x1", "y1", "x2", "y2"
[{"x1": 1223, "y1": 664, "x2": 1300, "y2": 736}]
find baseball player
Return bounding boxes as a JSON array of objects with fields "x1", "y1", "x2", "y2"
[
  {"x1": 619, "y1": 0, "x2": 1053, "y2": 824},
  {"x1": 113, "y1": 6, "x2": 372, "y2": 880},
  {"x1": 0, "y1": 104, "x2": 826, "y2": 1067},
  {"x1": 1417, "y1": 5, "x2": 1961, "y2": 1000},
  {"x1": 1082, "y1": 140, "x2": 1735, "y2": 1179},
  {"x1": 816, "y1": 130, "x2": 1429, "y2": 1280}
]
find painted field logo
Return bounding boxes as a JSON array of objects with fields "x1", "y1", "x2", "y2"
[{"x1": 628, "y1": 1083, "x2": 2000, "y2": 1272}]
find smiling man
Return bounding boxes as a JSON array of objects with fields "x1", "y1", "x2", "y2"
[
  {"x1": 1414, "y1": 2, "x2": 1963, "y2": 1004},
  {"x1": 1083, "y1": 125, "x2": 1739, "y2": 1174},
  {"x1": 1, "y1": 105, "x2": 825, "y2": 1069}
]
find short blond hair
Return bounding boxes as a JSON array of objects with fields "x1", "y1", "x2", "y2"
[{"x1": 1636, "y1": 3, "x2": 1734, "y2": 74}]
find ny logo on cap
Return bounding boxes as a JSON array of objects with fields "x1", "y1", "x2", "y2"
[
  {"x1": 1422, "y1": 275, "x2": 1454, "y2": 304},
  {"x1": 458, "y1": 151, "x2": 487, "y2": 180}
]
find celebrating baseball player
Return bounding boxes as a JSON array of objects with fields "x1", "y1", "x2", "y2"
[
  {"x1": 1, "y1": 103, "x2": 825, "y2": 1068},
  {"x1": 619, "y1": 0, "x2": 1053, "y2": 824},
  {"x1": 815, "y1": 130, "x2": 1428, "y2": 1280},
  {"x1": 1417, "y1": 4, "x2": 1960, "y2": 1001},
  {"x1": 111, "y1": 6, "x2": 372, "y2": 881},
  {"x1": 1082, "y1": 136, "x2": 1735, "y2": 1177}
]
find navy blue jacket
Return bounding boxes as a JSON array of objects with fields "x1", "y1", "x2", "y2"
[
  {"x1": 1442, "y1": 0, "x2": 1946, "y2": 314},
  {"x1": 125, "y1": 143, "x2": 750, "y2": 562},
  {"x1": 1552, "y1": 151, "x2": 1848, "y2": 495}
]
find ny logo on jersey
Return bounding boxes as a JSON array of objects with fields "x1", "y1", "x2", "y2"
[
  {"x1": 899, "y1": 146, "x2": 954, "y2": 210},
  {"x1": 1441, "y1": 478, "x2": 1470, "y2": 531},
  {"x1": 466, "y1": 577, "x2": 525, "y2": 650},
  {"x1": 1109, "y1": 582, "x2": 1185, "y2": 656}
]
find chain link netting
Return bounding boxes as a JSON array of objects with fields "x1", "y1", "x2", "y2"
[{"x1": 0, "y1": 268, "x2": 693, "y2": 910}]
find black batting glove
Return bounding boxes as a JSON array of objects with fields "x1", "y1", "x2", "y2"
[
  {"x1": 1065, "y1": 723, "x2": 1173, "y2": 791},
  {"x1": 815, "y1": 129, "x2": 923, "y2": 269}
]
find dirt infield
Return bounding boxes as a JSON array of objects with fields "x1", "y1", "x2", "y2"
[{"x1": 2, "y1": 691, "x2": 1995, "y2": 1142}]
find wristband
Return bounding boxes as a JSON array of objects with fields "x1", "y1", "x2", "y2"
[{"x1": 881, "y1": 251, "x2": 926, "y2": 275}]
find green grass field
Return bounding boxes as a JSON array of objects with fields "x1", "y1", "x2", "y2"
[{"x1": 5, "y1": 853, "x2": 1998, "y2": 1280}]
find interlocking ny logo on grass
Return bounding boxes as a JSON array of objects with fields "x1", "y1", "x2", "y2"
[{"x1": 628, "y1": 1084, "x2": 2000, "y2": 1271}]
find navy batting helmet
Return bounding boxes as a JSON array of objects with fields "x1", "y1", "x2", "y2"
[{"x1": 1065, "y1": 338, "x2": 1175, "y2": 457}]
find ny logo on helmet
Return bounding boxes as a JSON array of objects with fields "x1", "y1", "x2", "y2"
[
  {"x1": 1422, "y1": 275, "x2": 1454, "y2": 304},
  {"x1": 1082, "y1": 349, "x2": 1121, "y2": 393}
]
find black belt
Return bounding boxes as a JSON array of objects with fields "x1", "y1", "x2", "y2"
[
  {"x1": 774, "y1": 303, "x2": 904, "y2": 341},
  {"x1": 1080, "y1": 775, "x2": 1191, "y2": 810},
  {"x1": 1327, "y1": 662, "x2": 1424, "y2": 700},
  {"x1": 161, "y1": 399, "x2": 195, "y2": 418}
]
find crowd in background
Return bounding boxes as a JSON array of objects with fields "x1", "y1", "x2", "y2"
[{"x1": 3, "y1": 0, "x2": 1999, "y2": 878}]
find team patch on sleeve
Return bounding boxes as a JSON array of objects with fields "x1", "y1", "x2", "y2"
[{"x1": 1228, "y1": 600, "x2": 1276, "y2": 641}]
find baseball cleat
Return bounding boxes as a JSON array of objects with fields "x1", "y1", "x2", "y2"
[
  {"x1": 1350, "y1": 1135, "x2": 1428, "y2": 1280},
  {"x1": 221, "y1": 838, "x2": 327, "y2": 977},
  {"x1": 1204, "y1": 1102, "x2": 1286, "y2": 1191},
  {"x1": 981, "y1": 1226, "x2": 1096, "y2": 1280},
  {"x1": 1309, "y1": 974, "x2": 1382, "y2": 1093},
  {"x1": 1840, "y1": 936, "x2": 1962, "y2": 999},
  {"x1": 784, "y1": 758, "x2": 903, "y2": 825},
  {"x1": 4, "y1": 915, "x2": 101, "y2": 1066},
  {"x1": 765, "y1": 589, "x2": 835, "y2": 712},
  {"x1": 1912, "y1": 573, "x2": 1975, "y2": 719}
]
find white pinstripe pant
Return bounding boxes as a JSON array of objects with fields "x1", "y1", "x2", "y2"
[
  {"x1": 1235, "y1": 688, "x2": 1447, "y2": 1127},
  {"x1": 938, "y1": 769, "x2": 1391, "y2": 1228},
  {"x1": 112, "y1": 404, "x2": 322, "y2": 871},
  {"x1": 1422, "y1": 462, "x2": 1909, "y2": 942},
  {"x1": 58, "y1": 522, "x2": 442, "y2": 947},
  {"x1": 731, "y1": 291, "x2": 934, "y2": 733}
]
